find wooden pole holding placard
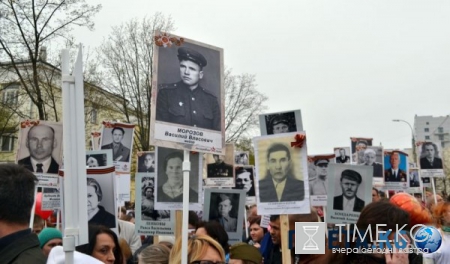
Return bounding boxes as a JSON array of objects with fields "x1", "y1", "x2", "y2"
[
  {"x1": 280, "y1": 215, "x2": 291, "y2": 264},
  {"x1": 431, "y1": 178, "x2": 438, "y2": 205},
  {"x1": 175, "y1": 211, "x2": 183, "y2": 239}
]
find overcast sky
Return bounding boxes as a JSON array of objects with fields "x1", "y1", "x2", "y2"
[{"x1": 72, "y1": 0, "x2": 450, "y2": 155}]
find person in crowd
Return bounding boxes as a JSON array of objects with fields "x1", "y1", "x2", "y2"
[
  {"x1": 212, "y1": 194, "x2": 237, "y2": 232},
  {"x1": 336, "y1": 148, "x2": 350, "y2": 163},
  {"x1": 363, "y1": 148, "x2": 383, "y2": 176},
  {"x1": 157, "y1": 151, "x2": 198, "y2": 202},
  {"x1": 118, "y1": 219, "x2": 141, "y2": 254},
  {"x1": 229, "y1": 242, "x2": 263, "y2": 264},
  {"x1": 333, "y1": 169, "x2": 365, "y2": 212},
  {"x1": 138, "y1": 244, "x2": 171, "y2": 264},
  {"x1": 87, "y1": 177, "x2": 116, "y2": 228},
  {"x1": 0, "y1": 164, "x2": 47, "y2": 263},
  {"x1": 196, "y1": 221, "x2": 230, "y2": 262},
  {"x1": 47, "y1": 246, "x2": 103, "y2": 264},
  {"x1": 189, "y1": 211, "x2": 200, "y2": 230},
  {"x1": 119, "y1": 238, "x2": 133, "y2": 264},
  {"x1": 426, "y1": 194, "x2": 444, "y2": 212},
  {"x1": 18, "y1": 124, "x2": 60, "y2": 173},
  {"x1": 76, "y1": 224, "x2": 123, "y2": 264},
  {"x1": 169, "y1": 235, "x2": 226, "y2": 264},
  {"x1": 259, "y1": 215, "x2": 282, "y2": 264},
  {"x1": 420, "y1": 142, "x2": 443, "y2": 169},
  {"x1": 101, "y1": 127, "x2": 130, "y2": 162},
  {"x1": 372, "y1": 187, "x2": 380, "y2": 203},
  {"x1": 33, "y1": 214, "x2": 46, "y2": 234},
  {"x1": 246, "y1": 215, "x2": 267, "y2": 248},
  {"x1": 38, "y1": 227, "x2": 63, "y2": 257},
  {"x1": 423, "y1": 202, "x2": 450, "y2": 263}
]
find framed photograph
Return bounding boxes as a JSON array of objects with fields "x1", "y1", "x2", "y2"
[
  {"x1": 359, "y1": 146, "x2": 384, "y2": 186},
  {"x1": 417, "y1": 141, "x2": 445, "y2": 177},
  {"x1": 259, "y1": 110, "x2": 303, "y2": 136},
  {"x1": 350, "y1": 137, "x2": 373, "y2": 164},
  {"x1": 308, "y1": 154, "x2": 335, "y2": 206},
  {"x1": 91, "y1": 131, "x2": 102, "y2": 150},
  {"x1": 154, "y1": 147, "x2": 202, "y2": 211},
  {"x1": 205, "y1": 143, "x2": 234, "y2": 187},
  {"x1": 326, "y1": 163, "x2": 373, "y2": 224},
  {"x1": 16, "y1": 120, "x2": 63, "y2": 187},
  {"x1": 334, "y1": 147, "x2": 351, "y2": 164},
  {"x1": 150, "y1": 32, "x2": 225, "y2": 155},
  {"x1": 383, "y1": 150, "x2": 409, "y2": 190},
  {"x1": 86, "y1": 150, "x2": 113, "y2": 168},
  {"x1": 203, "y1": 189, "x2": 246, "y2": 245},
  {"x1": 137, "y1": 151, "x2": 156, "y2": 173},
  {"x1": 234, "y1": 151, "x2": 250, "y2": 166},
  {"x1": 408, "y1": 169, "x2": 421, "y2": 193},
  {"x1": 232, "y1": 166, "x2": 256, "y2": 205},
  {"x1": 85, "y1": 166, "x2": 118, "y2": 232},
  {"x1": 135, "y1": 174, "x2": 175, "y2": 236},
  {"x1": 42, "y1": 187, "x2": 61, "y2": 211},
  {"x1": 253, "y1": 132, "x2": 310, "y2": 215},
  {"x1": 99, "y1": 121, "x2": 135, "y2": 174}
]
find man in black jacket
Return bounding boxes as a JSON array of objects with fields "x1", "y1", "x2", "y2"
[{"x1": 333, "y1": 169, "x2": 365, "y2": 212}]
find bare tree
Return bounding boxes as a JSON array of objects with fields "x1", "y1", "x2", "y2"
[
  {"x1": 96, "y1": 13, "x2": 175, "y2": 151},
  {"x1": 0, "y1": 0, "x2": 101, "y2": 121},
  {"x1": 224, "y1": 68, "x2": 268, "y2": 142}
]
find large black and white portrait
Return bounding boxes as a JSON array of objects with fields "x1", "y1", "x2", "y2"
[
  {"x1": 16, "y1": 120, "x2": 63, "y2": 176},
  {"x1": 100, "y1": 122, "x2": 135, "y2": 173},
  {"x1": 86, "y1": 150, "x2": 112, "y2": 168},
  {"x1": 154, "y1": 147, "x2": 202, "y2": 210},
  {"x1": 137, "y1": 152, "x2": 156, "y2": 173},
  {"x1": 150, "y1": 34, "x2": 225, "y2": 155},
  {"x1": 253, "y1": 132, "x2": 310, "y2": 215},
  {"x1": 203, "y1": 189, "x2": 246, "y2": 244},
  {"x1": 259, "y1": 110, "x2": 303, "y2": 136},
  {"x1": 86, "y1": 167, "x2": 117, "y2": 230}
]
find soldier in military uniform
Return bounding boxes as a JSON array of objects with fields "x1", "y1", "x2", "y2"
[
  {"x1": 156, "y1": 47, "x2": 221, "y2": 131},
  {"x1": 207, "y1": 154, "x2": 233, "y2": 178}
]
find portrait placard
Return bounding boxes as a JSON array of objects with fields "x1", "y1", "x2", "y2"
[
  {"x1": 253, "y1": 132, "x2": 310, "y2": 215},
  {"x1": 358, "y1": 146, "x2": 384, "y2": 186},
  {"x1": 135, "y1": 174, "x2": 175, "y2": 236},
  {"x1": 259, "y1": 110, "x2": 303, "y2": 136},
  {"x1": 350, "y1": 137, "x2": 373, "y2": 164},
  {"x1": 150, "y1": 32, "x2": 225, "y2": 155},
  {"x1": 16, "y1": 120, "x2": 63, "y2": 187},
  {"x1": 203, "y1": 189, "x2": 246, "y2": 245},
  {"x1": 383, "y1": 151, "x2": 409, "y2": 190},
  {"x1": 154, "y1": 147, "x2": 202, "y2": 211},
  {"x1": 232, "y1": 166, "x2": 256, "y2": 205},
  {"x1": 326, "y1": 163, "x2": 373, "y2": 224},
  {"x1": 42, "y1": 187, "x2": 61, "y2": 210},
  {"x1": 205, "y1": 143, "x2": 235, "y2": 187},
  {"x1": 308, "y1": 154, "x2": 335, "y2": 206},
  {"x1": 99, "y1": 121, "x2": 135, "y2": 174},
  {"x1": 417, "y1": 141, "x2": 445, "y2": 177},
  {"x1": 86, "y1": 149, "x2": 113, "y2": 168},
  {"x1": 408, "y1": 169, "x2": 421, "y2": 193},
  {"x1": 234, "y1": 151, "x2": 250, "y2": 166},
  {"x1": 334, "y1": 147, "x2": 351, "y2": 164},
  {"x1": 137, "y1": 151, "x2": 156, "y2": 174},
  {"x1": 116, "y1": 174, "x2": 131, "y2": 202},
  {"x1": 421, "y1": 176, "x2": 431, "y2": 187}
]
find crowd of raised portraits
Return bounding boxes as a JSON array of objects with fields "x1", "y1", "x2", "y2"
[{"x1": 3, "y1": 163, "x2": 450, "y2": 264}]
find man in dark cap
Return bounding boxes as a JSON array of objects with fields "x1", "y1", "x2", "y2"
[
  {"x1": 156, "y1": 47, "x2": 221, "y2": 131},
  {"x1": 310, "y1": 158, "x2": 328, "y2": 195},
  {"x1": 229, "y1": 242, "x2": 262, "y2": 264},
  {"x1": 333, "y1": 169, "x2": 365, "y2": 212},
  {"x1": 269, "y1": 115, "x2": 290, "y2": 134}
]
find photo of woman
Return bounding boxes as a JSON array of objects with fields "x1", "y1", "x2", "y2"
[{"x1": 87, "y1": 177, "x2": 116, "y2": 228}]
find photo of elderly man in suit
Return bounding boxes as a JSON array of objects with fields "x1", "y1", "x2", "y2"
[
  {"x1": 258, "y1": 143, "x2": 305, "y2": 203},
  {"x1": 419, "y1": 142, "x2": 443, "y2": 169},
  {"x1": 101, "y1": 127, "x2": 130, "y2": 162},
  {"x1": 18, "y1": 124, "x2": 60, "y2": 174},
  {"x1": 333, "y1": 169, "x2": 365, "y2": 212},
  {"x1": 384, "y1": 151, "x2": 407, "y2": 182}
]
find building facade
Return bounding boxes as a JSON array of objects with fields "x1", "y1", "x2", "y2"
[{"x1": 414, "y1": 115, "x2": 450, "y2": 149}]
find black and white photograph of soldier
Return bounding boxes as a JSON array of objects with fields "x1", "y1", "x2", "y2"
[
  {"x1": 207, "y1": 154, "x2": 233, "y2": 178},
  {"x1": 235, "y1": 151, "x2": 250, "y2": 165},
  {"x1": 155, "y1": 44, "x2": 222, "y2": 131},
  {"x1": 310, "y1": 159, "x2": 329, "y2": 195},
  {"x1": 208, "y1": 193, "x2": 239, "y2": 232},
  {"x1": 17, "y1": 121, "x2": 63, "y2": 174},
  {"x1": 259, "y1": 110, "x2": 303, "y2": 136},
  {"x1": 233, "y1": 166, "x2": 255, "y2": 197},
  {"x1": 419, "y1": 142, "x2": 443, "y2": 169},
  {"x1": 334, "y1": 147, "x2": 350, "y2": 164},
  {"x1": 138, "y1": 152, "x2": 156, "y2": 173},
  {"x1": 101, "y1": 126, "x2": 133, "y2": 162},
  {"x1": 86, "y1": 176, "x2": 117, "y2": 228}
]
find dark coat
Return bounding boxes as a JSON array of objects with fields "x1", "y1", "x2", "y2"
[
  {"x1": 336, "y1": 155, "x2": 350, "y2": 163},
  {"x1": 371, "y1": 162, "x2": 383, "y2": 177},
  {"x1": 384, "y1": 169, "x2": 407, "y2": 182},
  {"x1": 101, "y1": 142, "x2": 130, "y2": 162},
  {"x1": 156, "y1": 81, "x2": 221, "y2": 131},
  {"x1": 89, "y1": 205, "x2": 116, "y2": 228},
  {"x1": 207, "y1": 162, "x2": 233, "y2": 177},
  {"x1": 138, "y1": 165, "x2": 155, "y2": 173},
  {"x1": 18, "y1": 156, "x2": 60, "y2": 174},
  {"x1": 333, "y1": 195, "x2": 365, "y2": 212},
  {"x1": 420, "y1": 157, "x2": 443, "y2": 169},
  {"x1": 0, "y1": 230, "x2": 47, "y2": 264},
  {"x1": 157, "y1": 185, "x2": 198, "y2": 203},
  {"x1": 259, "y1": 176, "x2": 305, "y2": 202}
]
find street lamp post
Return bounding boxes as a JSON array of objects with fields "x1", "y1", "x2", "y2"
[{"x1": 392, "y1": 119, "x2": 416, "y2": 162}]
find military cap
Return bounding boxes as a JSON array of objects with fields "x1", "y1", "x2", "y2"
[
  {"x1": 177, "y1": 47, "x2": 207, "y2": 68},
  {"x1": 314, "y1": 159, "x2": 329, "y2": 166},
  {"x1": 341, "y1": 169, "x2": 362, "y2": 184},
  {"x1": 230, "y1": 242, "x2": 263, "y2": 264},
  {"x1": 270, "y1": 115, "x2": 289, "y2": 127}
]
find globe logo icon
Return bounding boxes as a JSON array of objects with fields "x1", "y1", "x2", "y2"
[{"x1": 414, "y1": 226, "x2": 442, "y2": 254}]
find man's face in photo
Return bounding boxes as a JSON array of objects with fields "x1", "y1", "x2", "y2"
[
  {"x1": 236, "y1": 172, "x2": 252, "y2": 192},
  {"x1": 316, "y1": 162, "x2": 328, "y2": 178},
  {"x1": 273, "y1": 122, "x2": 289, "y2": 134},
  {"x1": 213, "y1": 154, "x2": 224, "y2": 164},
  {"x1": 372, "y1": 189, "x2": 380, "y2": 202},
  {"x1": 364, "y1": 152, "x2": 376, "y2": 166},
  {"x1": 179, "y1": 60, "x2": 203, "y2": 86},
  {"x1": 218, "y1": 198, "x2": 232, "y2": 217},
  {"x1": 390, "y1": 153, "x2": 400, "y2": 169},
  {"x1": 144, "y1": 154, "x2": 154, "y2": 168},
  {"x1": 27, "y1": 126, "x2": 56, "y2": 161},
  {"x1": 269, "y1": 218, "x2": 281, "y2": 245},
  {"x1": 112, "y1": 129, "x2": 124, "y2": 144},
  {"x1": 339, "y1": 149, "x2": 345, "y2": 156},
  {"x1": 340, "y1": 177, "x2": 359, "y2": 200},
  {"x1": 424, "y1": 144, "x2": 435, "y2": 159},
  {"x1": 268, "y1": 150, "x2": 290, "y2": 182}
]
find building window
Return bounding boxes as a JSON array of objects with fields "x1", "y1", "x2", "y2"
[
  {"x1": 1, "y1": 84, "x2": 19, "y2": 106},
  {"x1": 0, "y1": 135, "x2": 14, "y2": 152},
  {"x1": 439, "y1": 135, "x2": 444, "y2": 140},
  {"x1": 91, "y1": 108, "x2": 98, "y2": 124},
  {"x1": 425, "y1": 136, "x2": 430, "y2": 140},
  {"x1": 424, "y1": 128, "x2": 429, "y2": 132},
  {"x1": 438, "y1": 127, "x2": 444, "y2": 133}
]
